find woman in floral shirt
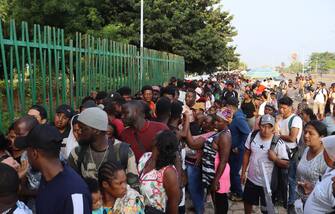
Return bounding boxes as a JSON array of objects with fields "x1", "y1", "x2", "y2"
[
  {"x1": 138, "y1": 130, "x2": 180, "y2": 214},
  {"x1": 97, "y1": 162, "x2": 144, "y2": 214}
]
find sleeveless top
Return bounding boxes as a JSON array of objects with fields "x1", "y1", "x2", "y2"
[
  {"x1": 138, "y1": 152, "x2": 176, "y2": 212},
  {"x1": 202, "y1": 128, "x2": 231, "y2": 189}
]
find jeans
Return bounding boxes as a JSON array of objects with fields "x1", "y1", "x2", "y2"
[
  {"x1": 186, "y1": 163, "x2": 204, "y2": 214},
  {"x1": 288, "y1": 157, "x2": 298, "y2": 205},
  {"x1": 229, "y1": 150, "x2": 244, "y2": 197}
]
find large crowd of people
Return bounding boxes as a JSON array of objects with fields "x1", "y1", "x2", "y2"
[{"x1": 1, "y1": 73, "x2": 335, "y2": 214}]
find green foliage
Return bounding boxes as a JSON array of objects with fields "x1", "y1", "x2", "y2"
[
  {"x1": 287, "y1": 61, "x2": 303, "y2": 73},
  {"x1": 308, "y1": 52, "x2": 335, "y2": 73},
  {"x1": 87, "y1": 23, "x2": 130, "y2": 44},
  {"x1": 0, "y1": 0, "x2": 11, "y2": 22},
  {"x1": 8, "y1": 0, "x2": 239, "y2": 74}
]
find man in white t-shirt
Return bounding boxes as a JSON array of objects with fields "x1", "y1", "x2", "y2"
[
  {"x1": 241, "y1": 114, "x2": 289, "y2": 214},
  {"x1": 278, "y1": 96, "x2": 303, "y2": 209},
  {"x1": 313, "y1": 82, "x2": 328, "y2": 119},
  {"x1": 303, "y1": 136, "x2": 335, "y2": 213}
]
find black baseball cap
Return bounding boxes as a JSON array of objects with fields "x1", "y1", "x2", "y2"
[
  {"x1": 14, "y1": 124, "x2": 63, "y2": 151},
  {"x1": 80, "y1": 100, "x2": 97, "y2": 109},
  {"x1": 109, "y1": 92, "x2": 123, "y2": 101},
  {"x1": 56, "y1": 104, "x2": 74, "y2": 119}
]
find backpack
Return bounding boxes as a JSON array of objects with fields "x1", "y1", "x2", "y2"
[
  {"x1": 269, "y1": 136, "x2": 290, "y2": 206},
  {"x1": 249, "y1": 130, "x2": 290, "y2": 158},
  {"x1": 76, "y1": 139, "x2": 130, "y2": 174},
  {"x1": 202, "y1": 129, "x2": 230, "y2": 188},
  {"x1": 288, "y1": 115, "x2": 300, "y2": 159}
]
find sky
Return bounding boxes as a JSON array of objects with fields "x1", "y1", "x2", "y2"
[{"x1": 220, "y1": 0, "x2": 335, "y2": 68}]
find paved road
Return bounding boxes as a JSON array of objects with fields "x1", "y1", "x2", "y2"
[{"x1": 185, "y1": 192, "x2": 287, "y2": 213}]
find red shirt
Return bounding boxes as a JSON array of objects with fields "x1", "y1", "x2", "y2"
[
  {"x1": 256, "y1": 85, "x2": 266, "y2": 95},
  {"x1": 110, "y1": 118, "x2": 125, "y2": 139},
  {"x1": 120, "y1": 121, "x2": 169, "y2": 162}
]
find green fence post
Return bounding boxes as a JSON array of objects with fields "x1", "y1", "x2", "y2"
[
  {"x1": 69, "y1": 39, "x2": 74, "y2": 109},
  {"x1": 61, "y1": 29, "x2": 66, "y2": 104},
  {"x1": 0, "y1": 21, "x2": 13, "y2": 128},
  {"x1": 47, "y1": 26, "x2": 53, "y2": 118}
]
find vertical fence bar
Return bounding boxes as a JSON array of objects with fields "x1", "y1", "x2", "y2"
[
  {"x1": 47, "y1": 27, "x2": 53, "y2": 119},
  {"x1": 75, "y1": 33, "x2": 79, "y2": 108},
  {"x1": 0, "y1": 21, "x2": 13, "y2": 128},
  {"x1": 53, "y1": 27, "x2": 59, "y2": 107},
  {"x1": 83, "y1": 34, "x2": 88, "y2": 97},
  {"x1": 20, "y1": 21, "x2": 26, "y2": 114},
  {"x1": 32, "y1": 25, "x2": 37, "y2": 105},
  {"x1": 112, "y1": 41, "x2": 116, "y2": 90},
  {"x1": 12, "y1": 20, "x2": 24, "y2": 116},
  {"x1": 60, "y1": 29, "x2": 66, "y2": 104},
  {"x1": 69, "y1": 39, "x2": 74, "y2": 108},
  {"x1": 116, "y1": 42, "x2": 120, "y2": 90},
  {"x1": 37, "y1": 25, "x2": 47, "y2": 112},
  {"x1": 105, "y1": 40, "x2": 109, "y2": 91},
  {"x1": 98, "y1": 38, "x2": 102, "y2": 91},
  {"x1": 24, "y1": 22, "x2": 34, "y2": 106},
  {"x1": 78, "y1": 33, "x2": 83, "y2": 99},
  {"x1": 9, "y1": 21, "x2": 15, "y2": 121}
]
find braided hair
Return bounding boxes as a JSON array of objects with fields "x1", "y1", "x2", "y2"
[
  {"x1": 98, "y1": 161, "x2": 123, "y2": 188},
  {"x1": 155, "y1": 130, "x2": 179, "y2": 170}
]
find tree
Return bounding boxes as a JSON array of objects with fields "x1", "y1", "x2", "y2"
[
  {"x1": 308, "y1": 52, "x2": 335, "y2": 73},
  {"x1": 131, "y1": 0, "x2": 239, "y2": 73},
  {"x1": 0, "y1": 0, "x2": 11, "y2": 22},
  {"x1": 287, "y1": 61, "x2": 303, "y2": 73}
]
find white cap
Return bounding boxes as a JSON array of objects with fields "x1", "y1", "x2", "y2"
[
  {"x1": 78, "y1": 107, "x2": 108, "y2": 131},
  {"x1": 322, "y1": 136, "x2": 335, "y2": 161}
]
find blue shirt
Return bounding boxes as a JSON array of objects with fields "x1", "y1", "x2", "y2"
[
  {"x1": 36, "y1": 164, "x2": 92, "y2": 214},
  {"x1": 229, "y1": 109, "x2": 251, "y2": 151}
]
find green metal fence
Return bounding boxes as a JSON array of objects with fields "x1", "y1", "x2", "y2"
[{"x1": 0, "y1": 20, "x2": 185, "y2": 130}]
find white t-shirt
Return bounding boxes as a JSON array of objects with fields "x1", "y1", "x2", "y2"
[
  {"x1": 278, "y1": 114, "x2": 303, "y2": 149},
  {"x1": 245, "y1": 132, "x2": 289, "y2": 187},
  {"x1": 314, "y1": 88, "x2": 328, "y2": 104},
  {"x1": 304, "y1": 168, "x2": 335, "y2": 214},
  {"x1": 258, "y1": 102, "x2": 267, "y2": 116},
  {"x1": 178, "y1": 90, "x2": 186, "y2": 104}
]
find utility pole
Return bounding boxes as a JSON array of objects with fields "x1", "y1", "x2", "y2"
[{"x1": 140, "y1": 0, "x2": 144, "y2": 88}]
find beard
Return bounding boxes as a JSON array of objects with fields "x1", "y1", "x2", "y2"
[{"x1": 78, "y1": 135, "x2": 95, "y2": 146}]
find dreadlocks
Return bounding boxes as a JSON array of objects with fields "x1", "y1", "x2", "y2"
[{"x1": 98, "y1": 161, "x2": 123, "y2": 188}]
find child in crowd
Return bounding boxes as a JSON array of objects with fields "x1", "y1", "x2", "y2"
[{"x1": 85, "y1": 178, "x2": 103, "y2": 214}]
